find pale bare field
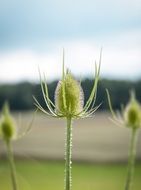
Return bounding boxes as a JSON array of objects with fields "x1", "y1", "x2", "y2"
[{"x1": 0, "y1": 111, "x2": 141, "y2": 162}]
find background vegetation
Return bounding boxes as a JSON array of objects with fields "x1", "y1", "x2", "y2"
[{"x1": 0, "y1": 79, "x2": 141, "y2": 111}]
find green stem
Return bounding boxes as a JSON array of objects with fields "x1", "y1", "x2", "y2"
[
  {"x1": 6, "y1": 140, "x2": 18, "y2": 190},
  {"x1": 65, "y1": 117, "x2": 72, "y2": 190},
  {"x1": 125, "y1": 128, "x2": 138, "y2": 190}
]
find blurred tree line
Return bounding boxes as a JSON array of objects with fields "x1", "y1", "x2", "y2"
[{"x1": 0, "y1": 79, "x2": 141, "y2": 111}]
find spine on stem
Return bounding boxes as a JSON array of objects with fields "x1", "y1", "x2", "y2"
[{"x1": 65, "y1": 117, "x2": 72, "y2": 190}]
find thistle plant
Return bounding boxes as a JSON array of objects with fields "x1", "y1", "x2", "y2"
[
  {"x1": 0, "y1": 102, "x2": 34, "y2": 190},
  {"x1": 34, "y1": 52, "x2": 101, "y2": 190},
  {"x1": 106, "y1": 90, "x2": 141, "y2": 190}
]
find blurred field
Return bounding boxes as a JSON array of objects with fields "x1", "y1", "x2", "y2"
[
  {"x1": 0, "y1": 111, "x2": 141, "y2": 162},
  {"x1": 0, "y1": 112, "x2": 141, "y2": 190},
  {"x1": 0, "y1": 160, "x2": 141, "y2": 190}
]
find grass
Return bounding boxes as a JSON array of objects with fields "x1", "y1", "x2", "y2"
[{"x1": 0, "y1": 160, "x2": 141, "y2": 190}]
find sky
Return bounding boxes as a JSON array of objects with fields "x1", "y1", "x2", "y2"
[{"x1": 0, "y1": 0, "x2": 141, "y2": 83}]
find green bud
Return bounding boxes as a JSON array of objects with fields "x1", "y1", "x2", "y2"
[
  {"x1": 124, "y1": 92, "x2": 141, "y2": 129},
  {"x1": 55, "y1": 71, "x2": 84, "y2": 117},
  {"x1": 0, "y1": 103, "x2": 16, "y2": 142}
]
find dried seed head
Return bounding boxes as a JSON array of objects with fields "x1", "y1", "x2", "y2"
[
  {"x1": 124, "y1": 92, "x2": 141, "y2": 129},
  {"x1": 0, "y1": 103, "x2": 16, "y2": 142},
  {"x1": 55, "y1": 71, "x2": 84, "y2": 117}
]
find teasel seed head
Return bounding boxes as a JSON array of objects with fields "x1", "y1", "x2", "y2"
[
  {"x1": 34, "y1": 50, "x2": 102, "y2": 119},
  {"x1": 124, "y1": 91, "x2": 141, "y2": 129},
  {"x1": 55, "y1": 71, "x2": 84, "y2": 117},
  {"x1": 0, "y1": 102, "x2": 35, "y2": 143},
  {"x1": 106, "y1": 89, "x2": 141, "y2": 128},
  {"x1": 0, "y1": 103, "x2": 17, "y2": 142}
]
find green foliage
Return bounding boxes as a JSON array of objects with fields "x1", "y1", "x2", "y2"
[{"x1": 0, "y1": 79, "x2": 141, "y2": 111}]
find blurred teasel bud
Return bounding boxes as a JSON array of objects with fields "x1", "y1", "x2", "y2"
[
  {"x1": 124, "y1": 91, "x2": 141, "y2": 129},
  {"x1": 106, "y1": 89, "x2": 141, "y2": 128},
  {"x1": 0, "y1": 102, "x2": 17, "y2": 142},
  {"x1": 55, "y1": 70, "x2": 84, "y2": 117}
]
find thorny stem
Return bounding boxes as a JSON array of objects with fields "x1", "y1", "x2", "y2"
[
  {"x1": 125, "y1": 128, "x2": 138, "y2": 190},
  {"x1": 6, "y1": 141, "x2": 18, "y2": 190},
  {"x1": 65, "y1": 117, "x2": 72, "y2": 190}
]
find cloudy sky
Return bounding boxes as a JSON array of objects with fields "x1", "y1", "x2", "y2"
[{"x1": 0, "y1": 0, "x2": 141, "y2": 83}]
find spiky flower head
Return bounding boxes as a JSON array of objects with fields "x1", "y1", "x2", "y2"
[
  {"x1": 0, "y1": 102, "x2": 35, "y2": 143},
  {"x1": 34, "y1": 51, "x2": 102, "y2": 119},
  {"x1": 106, "y1": 90, "x2": 141, "y2": 129},
  {"x1": 124, "y1": 92, "x2": 141, "y2": 129},
  {"x1": 0, "y1": 102, "x2": 17, "y2": 142},
  {"x1": 55, "y1": 70, "x2": 84, "y2": 117}
]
